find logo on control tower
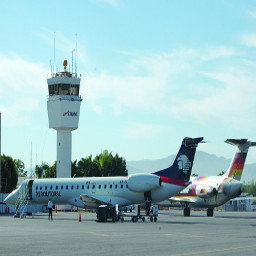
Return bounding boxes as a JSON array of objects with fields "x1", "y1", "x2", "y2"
[{"x1": 63, "y1": 110, "x2": 78, "y2": 117}]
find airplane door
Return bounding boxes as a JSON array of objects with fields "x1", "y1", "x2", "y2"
[
  {"x1": 92, "y1": 182, "x2": 96, "y2": 194},
  {"x1": 27, "y1": 179, "x2": 34, "y2": 200}
]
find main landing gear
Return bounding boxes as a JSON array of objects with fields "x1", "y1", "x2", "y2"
[
  {"x1": 207, "y1": 208, "x2": 214, "y2": 217},
  {"x1": 184, "y1": 207, "x2": 190, "y2": 217}
]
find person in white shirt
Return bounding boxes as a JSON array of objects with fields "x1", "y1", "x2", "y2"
[{"x1": 48, "y1": 199, "x2": 53, "y2": 220}]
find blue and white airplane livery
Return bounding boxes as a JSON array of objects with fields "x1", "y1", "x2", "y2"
[{"x1": 5, "y1": 137, "x2": 203, "y2": 213}]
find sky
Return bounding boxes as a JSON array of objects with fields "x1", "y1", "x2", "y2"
[{"x1": 1, "y1": 0, "x2": 256, "y2": 172}]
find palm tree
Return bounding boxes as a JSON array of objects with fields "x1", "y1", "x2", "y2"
[{"x1": 35, "y1": 162, "x2": 50, "y2": 178}]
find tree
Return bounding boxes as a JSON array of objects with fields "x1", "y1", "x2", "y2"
[
  {"x1": 35, "y1": 162, "x2": 50, "y2": 178},
  {"x1": 1, "y1": 154, "x2": 18, "y2": 193},
  {"x1": 39, "y1": 151, "x2": 128, "y2": 178},
  {"x1": 110, "y1": 153, "x2": 128, "y2": 176},
  {"x1": 43, "y1": 162, "x2": 56, "y2": 178},
  {"x1": 72, "y1": 156, "x2": 95, "y2": 177},
  {"x1": 71, "y1": 151, "x2": 128, "y2": 178},
  {"x1": 14, "y1": 159, "x2": 27, "y2": 177},
  {"x1": 98, "y1": 150, "x2": 112, "y2": 176},
  {"x1": 242, "y1": 181, "x2": 256, "y2": 196},
  {"x1": 218, "y1": 171, "x2": 225, "y2": 176}
]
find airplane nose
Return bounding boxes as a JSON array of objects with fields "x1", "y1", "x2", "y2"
[{"x1": 4, "y1": 189, "x2": 19, "y2": 206}]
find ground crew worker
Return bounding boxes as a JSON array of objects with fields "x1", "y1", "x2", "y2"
[{"x1": 48, "y1": 199, "x2": 53, "y2": 220}]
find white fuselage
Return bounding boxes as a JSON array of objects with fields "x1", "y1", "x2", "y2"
[{"x1": 6, "y1": 176, "x2": 187, "y2": 209}]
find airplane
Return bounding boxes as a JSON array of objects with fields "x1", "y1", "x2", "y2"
[
  {"x1": 4, "y1": 137, "x2": 203, "y2": 216},
  {"x1": 158, "y1": 139, "x2": 256, "y2": 217}
]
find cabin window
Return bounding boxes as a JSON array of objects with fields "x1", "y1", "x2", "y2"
[
  {"x1": 40, "y1": 186, "x2": 42, "y2": 190},
  {"x1": 66, "y1": 185, "x2": 69, "y2": 190},
  {"x1": 115, "y1": 184, "x2": 117, "y2": 189},
  {"x1": 76, "y1": 185, "x2": 79, "y2": 190},
  {"x1": 121, "y1": 184, "x2": 123, "y2": 189},
  {"x1": 61, "y1": 185, "x2": 63, "y2": 190},
  {"x1": 45, "y1": 186, "x2": 47, "y2": 190},
  {"x1": 36, "y1": 186, "x2": 38, "y2": 190},
  {"x1": 92, "y1": 185, "x2": 95, "y2": 189},
  {"x1": 104, "y1": 184, "x2": 107, "y2": 189},
  {"x1": 71, "y1": 185, "x2": 74, "y2": 190},
  {"x1": 56, "y1": 185, "x2": 58, "y2": 190},
  {"x1": 87, "y1": 185, "x2": 90, "y2": 189},
  {"x1": 110, "y1": 184, "x2": 112, "y2": 189},
  {"x1": 82, "y1": 185, "x2": 84, "y2": 190},
  {"x1": 99, "y1": 185, "x2": 101, "y2": 189},
  {"x1": 126, "y1": 184, "x2": 128, "y2": 188},
  {"x1": 50, "y1": 186, "x2": 52, "y2": 190}
]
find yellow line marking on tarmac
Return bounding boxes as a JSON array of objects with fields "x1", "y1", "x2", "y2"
[
  {"x1": 86, "y1": 232, "x2": 109, "y2": 237},
  {"x1": 171, "y1": 244, "x2": 256, "y2": 256}
]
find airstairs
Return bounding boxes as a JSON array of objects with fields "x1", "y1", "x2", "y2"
[
  {"x1": 14, "y1": 180, "x2": 33, "y2": 218},
  {"x1": 15, "y1": 190, "x2": 31, "y2": 218}
]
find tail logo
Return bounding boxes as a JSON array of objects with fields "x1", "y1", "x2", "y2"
[{"x1": 177, "y1": 155, "x2": 191, "y2": 174}]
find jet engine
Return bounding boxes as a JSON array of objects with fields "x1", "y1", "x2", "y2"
[
  {"x1": 127, "y1": 174, "x2": 162, "y2": 192},
  {"x1": 195, "y1": 185, "x2": 218, "y2": 199}
]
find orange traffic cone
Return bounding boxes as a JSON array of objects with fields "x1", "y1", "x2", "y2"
[{"x1": 79, "y1": 212, "x2": 81, "y2": 222}]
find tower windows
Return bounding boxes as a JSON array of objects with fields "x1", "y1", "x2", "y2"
[{"x1": 48, "y1": 83, "x2": 80, "y2": 96}]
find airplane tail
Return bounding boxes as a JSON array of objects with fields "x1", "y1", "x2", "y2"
[
  {"x1": 154, "y1": 137, "x2": 203, "y2": 181},
  {"x1": 224, "y1": 139, "x2": 256, "y2": 181}
]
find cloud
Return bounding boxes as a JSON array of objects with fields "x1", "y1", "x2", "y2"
[
  {"x1": 84, "y1": 46, "x2": 256, "y2": 130},
  {"x1": 0, "y1": 53, "x2": 48, "y2": 126},
  {"x1": 124, "y1": 122, "x2": 165, "y2": 140},
  {"x1": 102, "y1": 0, "x2": 118, "y2": 6},
  {"x1": 91, "y1": 0, "x2": 118, "y2": 7},
  {"x1": 240, "y1": 33, "x2": 256, "y2": 47},
  {"x1": 248, "y1": 10, "x2": 256, "y2": 19},
  {"x1": 1, "y1": 44, "x2": 255, "y2": 133},
  {"x1": 37, "y1": 28, "x2": 88, "y2": 69}
]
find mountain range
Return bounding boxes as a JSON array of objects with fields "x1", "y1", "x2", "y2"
[{"x1": 127, "y1": 151, "x2": 256, "y2": 184}]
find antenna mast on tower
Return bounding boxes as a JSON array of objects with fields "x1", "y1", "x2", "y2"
[
  {"x1": 75, "y1": 33, "x2": 78, "y2": 75},
  {"x1": 54, "y1": 32, "x2": 56, "y2": 74}
]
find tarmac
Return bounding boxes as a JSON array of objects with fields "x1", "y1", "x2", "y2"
[{"x1": 0, "y1": 209, "x2": 256, "y2": 256}]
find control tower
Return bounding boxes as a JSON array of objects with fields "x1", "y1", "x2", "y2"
[{"x1": 47, "y1": 60, "x2": 82, "y2": 178}]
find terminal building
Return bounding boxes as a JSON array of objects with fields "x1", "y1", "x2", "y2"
[{"x1": 223, "y1": 193, "x2": 256, "y2": 212}]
